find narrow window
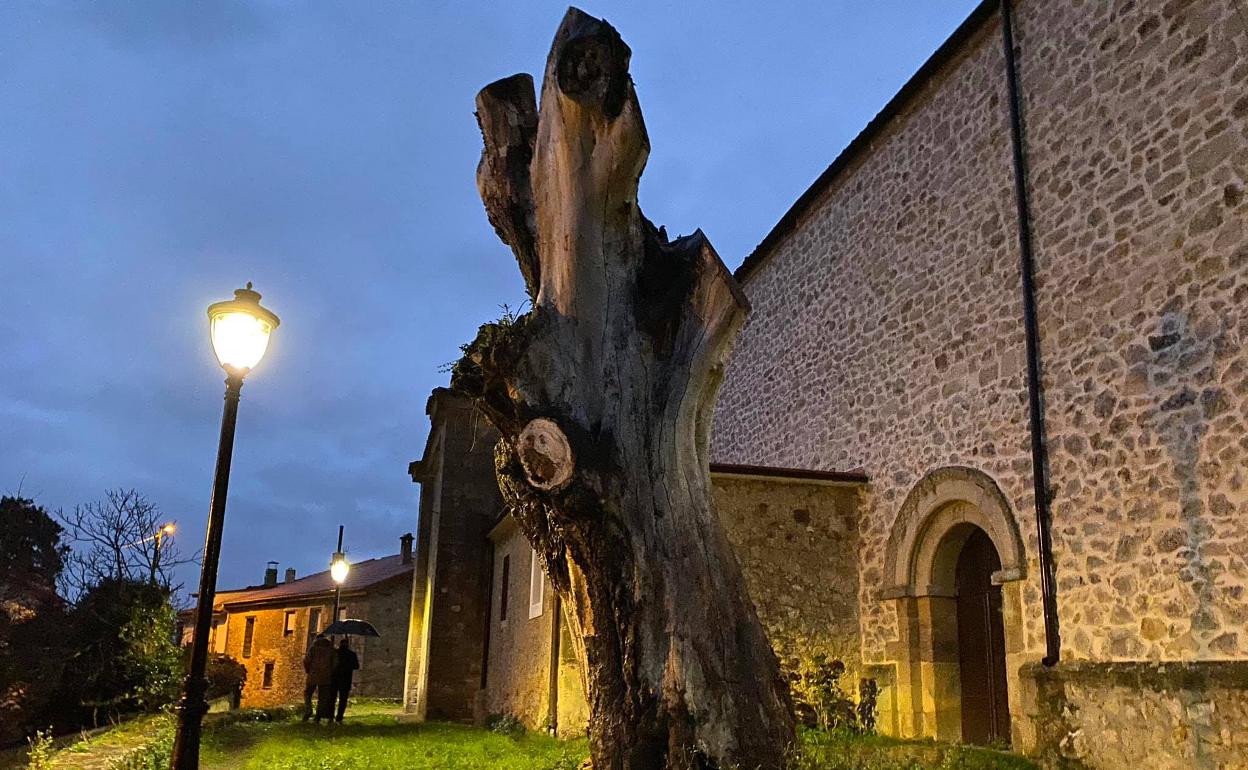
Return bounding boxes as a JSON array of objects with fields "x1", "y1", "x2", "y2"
[
  {"x1": 528, "y1": 548, "x2": 544, "y2": 619},
  {"x1": 212, "y1": 619, "x2": 228, "y2": 654},
  {"x1": 283, "y1": 610, "x2": 297, "y2": 637},
  {"x1": 242, "y1": 617, "x2": 256, "y2": 658},
  {"x1": 499, "y1": 555, "x2": 510, "y2": 623},
  {"x1": 307, "y1": 608, "x2": 322, "y2": 648},
  {"x1": 262, "y1": 662, "x2": 274, "y2": 689},
  {"x1": 337, "y1": 606, "x2": 348, "y2": 622}
]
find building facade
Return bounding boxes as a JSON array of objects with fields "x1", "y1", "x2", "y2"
[
  {"x1": 405, "y1": 0, "x2": 1247, "y2": 767},
  {"x1": 181, "y1": 540, "x2": 414, "y2": 708},
  {"x1": 711, "y1": 0, "x2": 1247, "y2": 765}
]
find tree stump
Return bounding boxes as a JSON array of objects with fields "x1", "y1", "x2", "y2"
[{"x1": 454, "y1": 8, "x2": 795, "y2": 769}]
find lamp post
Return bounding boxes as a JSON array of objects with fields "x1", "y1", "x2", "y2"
[
  {"x1": 172, "y1": 283, "x2": 279, "y2": 770},
  {"x1": 151, "y1": 522, "x2": 176, "y2": 585},
  {"x1": 330, "y1": 525, "x2": 350, "y2": 625}
]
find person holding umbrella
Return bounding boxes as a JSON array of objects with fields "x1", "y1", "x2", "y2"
[
  {"x1": 302, "y1": 634, "x2": 334, "y2": 723},
  {"x1": 331, "y1": 637, "x2": 360, "y2": 722}
]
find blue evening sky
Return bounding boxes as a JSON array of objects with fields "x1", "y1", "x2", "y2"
[{"x1": 1, "y1": 1, "x2": 980, "y2": 593}]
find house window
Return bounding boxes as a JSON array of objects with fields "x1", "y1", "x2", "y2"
[
  {"x1": 307, "y1": 608, "x2": 322, "y2": 648},
  {"x1": 528, "y1": 548, "x2": 544, "y2": 619},
  {"x1": 242, "y1": 617, "x2": 256, "y2": 658},
  {"x1": 499, "y1": 555, "x2": 510, "y2": 623},
  {"x1": 283, "y1": 610, "x2": 297, "y2": 637},
  {"x1": 337, "y1": 606, "x2": 347, "y2": 622},
  {"x1": 212, "y1": 618, "x2": 228, "y2": 654},
  {"x1": 262, "y1": 662, "x2": 274, "y2": 689}
]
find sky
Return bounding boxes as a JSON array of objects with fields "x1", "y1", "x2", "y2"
[{"x1": 0, "y1": 0, "x2": 980, "y2": 595}]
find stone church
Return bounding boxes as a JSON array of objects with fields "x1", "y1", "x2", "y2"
[{"x1": 402, "y1": 0, "x2": 1248, "y2": 767}]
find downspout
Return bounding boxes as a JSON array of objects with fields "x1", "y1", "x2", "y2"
[
  {"x1": 1000, "y1": 0, "x2": 1060, "y2": 667},
  {"x1": 546, "y1": 593, "x2": 562, "y2": 735},
  {"x1": 480, "y1": 541, "x2": 495, "y2": 691}
]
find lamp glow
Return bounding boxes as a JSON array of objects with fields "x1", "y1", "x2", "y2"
[
  {"x1": 162, "y1": 523, "x2": 177, "y2": 536},
  {"x1": 207, "y1": 283, "x2": 280, "y2": 374},
  {"x1": 330, "y1": 553, "x2": 349, "y2": 584}
]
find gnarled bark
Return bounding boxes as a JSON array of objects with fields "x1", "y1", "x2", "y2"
[{"x1": 456, "y1": 8, "x2": 795, "y2": 769}]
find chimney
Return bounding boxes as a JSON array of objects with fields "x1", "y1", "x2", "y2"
[
  {"x1": 284, "y1": 567, "x2": 297, "y2": 584},
  {"x1": 400, "y1": 533, "x2": 414, "y2": 565},
  {"x1": 264, "y1": 561, "x2": 278, "y2": 587}
]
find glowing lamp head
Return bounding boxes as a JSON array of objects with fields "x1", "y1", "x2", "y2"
[
  {"x1": 161, "y1": 523, "x2": 176, "y2": 536},
  {"x1": 207, "y1": 283, "x2": 280, "y2": 375},
  {"x1": 330, "y1": 552, "x2": 349, "y2": 584}
]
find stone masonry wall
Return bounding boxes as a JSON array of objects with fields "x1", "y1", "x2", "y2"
[
  {"x1": 227, "y1": 578, "x2": 410, "y2": 709},
  {"x1": 1015, "y1": 0, "x2": 1248, "y2": 662},
  {"x1": 711, "y1": 475, "x2": 864, "y2": 678},
  {"x1": 712, "y1": 9, "x2": 1039, "y2": 665},
  {"x1": 714, "y1": 0, "x2": 1247, "y2": 672},
  {"x1": 484, "y1": 521, "x2": 555, "y2": 728}
]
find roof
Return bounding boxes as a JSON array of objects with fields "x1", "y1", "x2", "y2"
[
  {"x1": 710, "y1": 462, "x2": 868, "y2": 486},
  {"x1": 735, "y1": 0, "x2": 998, "y2": 282},
  {"x1": 204, "y1": 553, "x2": 412, "y2": 612}
]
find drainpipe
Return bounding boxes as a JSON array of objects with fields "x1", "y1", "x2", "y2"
[
  {"x1": 1000, "y1": 0, "x2": 1060, "y2": 667},
  {"x1": 546, "y1": 593, "x2": 562, "y2": 735}
]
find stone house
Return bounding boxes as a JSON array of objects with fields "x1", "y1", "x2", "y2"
[
  {"x1": 181, "y1": 538, "x2": 413, "y2": 708},
  {"x1": 404, "y1": 0, "x2": 1247, "y2": 766}
]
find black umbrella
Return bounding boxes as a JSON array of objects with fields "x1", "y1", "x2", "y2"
[{"x1": 322, "y1": 619, "x2": 380, "y2": 637}]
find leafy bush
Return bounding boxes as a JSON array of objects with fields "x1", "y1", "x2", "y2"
[
  {"x1": 787, "y1": 654, "x2": 875, "y2": 734},
  {"x1": 486, "y1": 712, "x2": 526, "y2": 737},
  {"x1": 205, "y1": 654, "x2": 247, "y2": 703},
  {"x1": 25, "y1": 727, "x2": 54, "y2": 770}
]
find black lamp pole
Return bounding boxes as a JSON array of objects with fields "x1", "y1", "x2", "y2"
[
  {"x1": 333, "y1": 525, "x2": 345, "y2": 621},
  {"x1": 171, "y1": 372, "x2": 244, "y2": 770}
]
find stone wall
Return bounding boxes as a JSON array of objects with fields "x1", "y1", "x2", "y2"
[
  {"x1": 1022, "y1": 661, "x2": 1248, "y2": 769},
  {"x1": 1015, "y1": 0, "x2": 1248, "y2": 663},
  {"x1": 710, "y1": 0, "x2": 1247, "y2": 760},
  {"x1": 712, "y1": 1, "x2": 1038, "y2": 666},
  {"x1": 711, "y1": 474, "x2": 864, "y2": 678},
  {"x1": 227, "y1": 577, "x2": 411, "y2": 708},
  {"x1": 484, "y1": 519, "x2": 558, "y2": 729},
  {"x1": 404, "y1": 389, "x2": 501, "y2": 721}
]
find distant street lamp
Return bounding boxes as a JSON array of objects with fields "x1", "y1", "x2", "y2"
[
  {"x1": 331, "y1": 525, "x2": 349, "y2": 623},
  {"x1": 172, "y1": 283, "x2": 279, "y2": 770},
  {"x1": 152, "y1": 522, "x2": 176, "y2": 585}
]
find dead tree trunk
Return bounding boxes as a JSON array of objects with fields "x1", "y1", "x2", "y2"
[{"x1": 454, "y1": 8, "x2": 795, "y2": 769}]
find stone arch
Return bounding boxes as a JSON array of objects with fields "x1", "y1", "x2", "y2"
[
  {"x1": 882, "y1": 467, "x2": 1025, "y2": 599},
  {"x1": 875, "y1": 467, "x2": 1028, "y2": 744}
]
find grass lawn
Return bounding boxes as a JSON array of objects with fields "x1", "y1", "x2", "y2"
[
  {"x1": 200, "y1": 704, "x2": 588, "y2": 770},
  {"x1": 17, "y1": 702, "x2": 1038, "y2": 770}
]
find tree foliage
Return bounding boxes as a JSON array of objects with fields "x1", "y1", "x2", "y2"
[
  {"x1": 56, "y1": 488, "x2": 195, "y2": 601},
  {"x1": 54, "y1": 578, "x2": 183, "y2": 725},
  {"x1": 0, "y1": 496, "x2": 69, "y2": 747}
]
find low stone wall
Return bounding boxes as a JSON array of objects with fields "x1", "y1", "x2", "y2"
[{"x1": 1022, "y1": 660, "x2": 1248, "y2": 770}]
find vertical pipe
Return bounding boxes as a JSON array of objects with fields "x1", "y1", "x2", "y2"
[
  {"x1": 172, "y1": 373, "x2": 244, "y2": 770},
  {"x1": 546, "y1": 593, "x2": 562, "y2": 735},
  {"x1": 1000, "y1": 0, "x2": 1060, "y2": 667}
]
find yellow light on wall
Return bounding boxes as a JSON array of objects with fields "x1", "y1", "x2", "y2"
[
  {"x1": 207, "y1": 283, "x2": 280, "y2": 374},
  {"x1": 330, "y1": 552, "x2": 350, "y2": 584}
]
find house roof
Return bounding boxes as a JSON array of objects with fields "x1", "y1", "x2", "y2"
[
  {"x1": 734, "y1": 0, "x2": 998, "y2": 283},
  {"x1": 203, "y1": 553, "x2": 412, "y2": 612},
  {"x1": 710, "y1": 462, "x2": 868, "y2": 486}
]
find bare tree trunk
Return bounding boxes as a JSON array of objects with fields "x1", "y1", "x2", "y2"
[{"x1": 454, "y1": 9, "x2": 795, "y2": 769}]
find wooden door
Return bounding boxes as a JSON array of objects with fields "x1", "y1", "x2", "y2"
[{"x1": 955, "y1": 528, "x2": 1010, "y2": 745}]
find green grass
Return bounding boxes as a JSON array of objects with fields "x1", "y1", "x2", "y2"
[
  {"x1": 22, "y1": 704, "x2": 1037, "y2": 770},
  {"x1": 199, "y1": 707, "x2": 588, "y2": 770},
  {"x1": 796, "y1": 729, "x2": 1038, "y2": 770}
]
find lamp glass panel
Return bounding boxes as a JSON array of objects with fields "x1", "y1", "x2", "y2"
[
  {"x1": 210, "y1": 311, "x2": 272, "y2": 370},
  {"x1": 330, "y1": 559, "x2": 349, "y2": 583}
]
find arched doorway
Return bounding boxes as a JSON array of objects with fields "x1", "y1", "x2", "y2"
[
  {"x1": 953, "y1": 527, "x2": 1010, "y2": 746},
  {"x1": 879, "y1": 468, "x2": 1025, "y2": 745}
]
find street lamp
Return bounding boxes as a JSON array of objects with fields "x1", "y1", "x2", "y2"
[
  {"x1": 330, "y1": 525, "x2": 349, "y2": 623},
  {"x1": 172, "y1": 283, "x2": 279, "y2": 770},
  {"x1": 151, "y1": 522, "x2": 176, "y2": 585}
]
